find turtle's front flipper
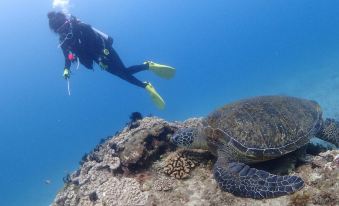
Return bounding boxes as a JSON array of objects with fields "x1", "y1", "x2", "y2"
[
  {"x1": 213, "y1": 158, "x2": 304, "y2": 199},
  {"x1": 317, "y1": 118, "x2": 339, "y2": 147}
]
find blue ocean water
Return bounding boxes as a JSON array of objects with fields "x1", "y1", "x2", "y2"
[{"x1": 0, "y1": 0, "x2": 339, "y2": 205}]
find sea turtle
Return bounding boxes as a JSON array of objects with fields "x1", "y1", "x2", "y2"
[{"x1": 171, "y1": 96, "x2": 339, "y2": 199}]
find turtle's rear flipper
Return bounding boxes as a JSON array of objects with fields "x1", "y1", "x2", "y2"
[
  {"x1": 213, "y1": 159, "x2": 304, "y2": 199},
  {"x1": 317, "y1": 118, "x2": 339, "y2": 147}
]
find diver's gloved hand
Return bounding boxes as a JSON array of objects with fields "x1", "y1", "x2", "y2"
[{"x1": 63, "y1": 68, "x2": 70, "y2": 79}]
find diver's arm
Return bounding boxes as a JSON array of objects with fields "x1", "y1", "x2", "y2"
[
  {"x1": 61, "y1": 44, "x2": 72, "y2": 69},
  {"x1": 61, "y1": 44, "x2": 71, "y2": 79}
]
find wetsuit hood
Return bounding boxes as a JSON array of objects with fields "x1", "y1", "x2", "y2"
[{"x1": 48, "y1": 11, "x2": 69, "y2": 34}]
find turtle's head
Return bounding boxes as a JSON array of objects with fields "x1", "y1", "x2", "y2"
[
  {"x1": 171, "y1": 128, "x2": 197, "y2": 148},
  {"x1": 171, "y1": 127, "x2": 208, "y2": 149}
]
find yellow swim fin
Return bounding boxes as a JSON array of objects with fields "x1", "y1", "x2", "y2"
[
  {"x1": 144, "y1": 82, "x2": 165, "y2": 109},
  {"x1": 144, "y1": 61, "x2": 175, "y2": 79}
]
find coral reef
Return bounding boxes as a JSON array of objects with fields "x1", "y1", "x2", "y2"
[{"x1": 52, "y1": 117, "x2": 339, "y2": 206}]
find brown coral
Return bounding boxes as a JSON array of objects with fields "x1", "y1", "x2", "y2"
[
  {"x1": 119, "y1": 122, "x2": 176, "y2": 173},
  {"x1": 163, "y1": 151, "x2": 197, "y2": 179},
  {"x1": 289, "y1": 191, "x2": 310, "y2": 206},
  {"x1": 312, "y1": 191, "x2": 338, "y2": 206},
  {"x1": 135, "y1": 171, "x2": 153, "y2": 184}
]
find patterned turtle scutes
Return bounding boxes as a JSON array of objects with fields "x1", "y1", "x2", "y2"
[
  {"x1": 213, "y1": 161, "x2": 304, "y2": 199},
  {"x1": 172, "y1": 127, "x2": 196, "y2": 148},
  {"x1": 205, "y1": 96, "x2": 322, "y2": 159},
  {"x1": 204, "y1": 126, "x2": 231, "y2": 146},
  {"x1": 317, "y1": 118, "x2": 339, "y2": 147}
]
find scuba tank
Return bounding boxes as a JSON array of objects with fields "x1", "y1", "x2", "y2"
[
  {"x1": 91, "y1": 27, "x2": 113, "y2": 45},
  {"x1": 91, "y1": 26, "x2": 114, "y2": 69}
]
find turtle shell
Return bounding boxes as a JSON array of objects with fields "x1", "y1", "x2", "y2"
[{"x1": 204, "y1": 96, "x2": 322, "y2": 159}]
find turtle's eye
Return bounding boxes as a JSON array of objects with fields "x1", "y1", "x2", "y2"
[
  {"x1": 171, "y1": 134, "x2": 180, "y2": 145},
  {"x1": 171, "y1": 132, "x2": 181, "y2": 145}
]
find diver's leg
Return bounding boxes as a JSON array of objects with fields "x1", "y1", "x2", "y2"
[
  {"x1": 316, "y1": 118, "x2": 339, "y2": 147},
  {"x1": 126, "y1": 64, "x2": 148, "y2": 74},
  {"x1": 105, "y1": 47, "x2": 174, "y2": 78},
  {"x1": 103, "y1": 48, "x2": 147, "y2": 88},
  {"x1": 103, "y1": 48, "x2": 147, "y2": 77},
  {"x1": 106, "y1": 66, "x2": 147, "y2": 88},
  {"x1": 103, "y1": 47, "x2": 165, "y2": 109},
  {"x1": 128, "y1": 61, "x2": 176, "y2": 77},
  {"x1": 108, "y1": 66, "x2": 165, "y2": 108},
  {"x1": 105, "y1": 47, "x2": 127, "y2": 69}
]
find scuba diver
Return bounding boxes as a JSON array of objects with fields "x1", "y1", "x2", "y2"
[{"x1": 47, "y1": 11, "x2": 175, "y2": 109}]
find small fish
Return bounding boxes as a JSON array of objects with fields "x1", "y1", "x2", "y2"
[{"x1": 45, "y1": 179, "x2": 52, "y2": 185}]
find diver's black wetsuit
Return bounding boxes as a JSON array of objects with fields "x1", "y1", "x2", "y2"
[{"x1": 60, "y1": 17, "x2": 148, "y2": 88}]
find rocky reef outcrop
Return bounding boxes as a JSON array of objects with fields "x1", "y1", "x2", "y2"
[{"x1": 52, "y1": 117, "x2": 339, "y2": 206}]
